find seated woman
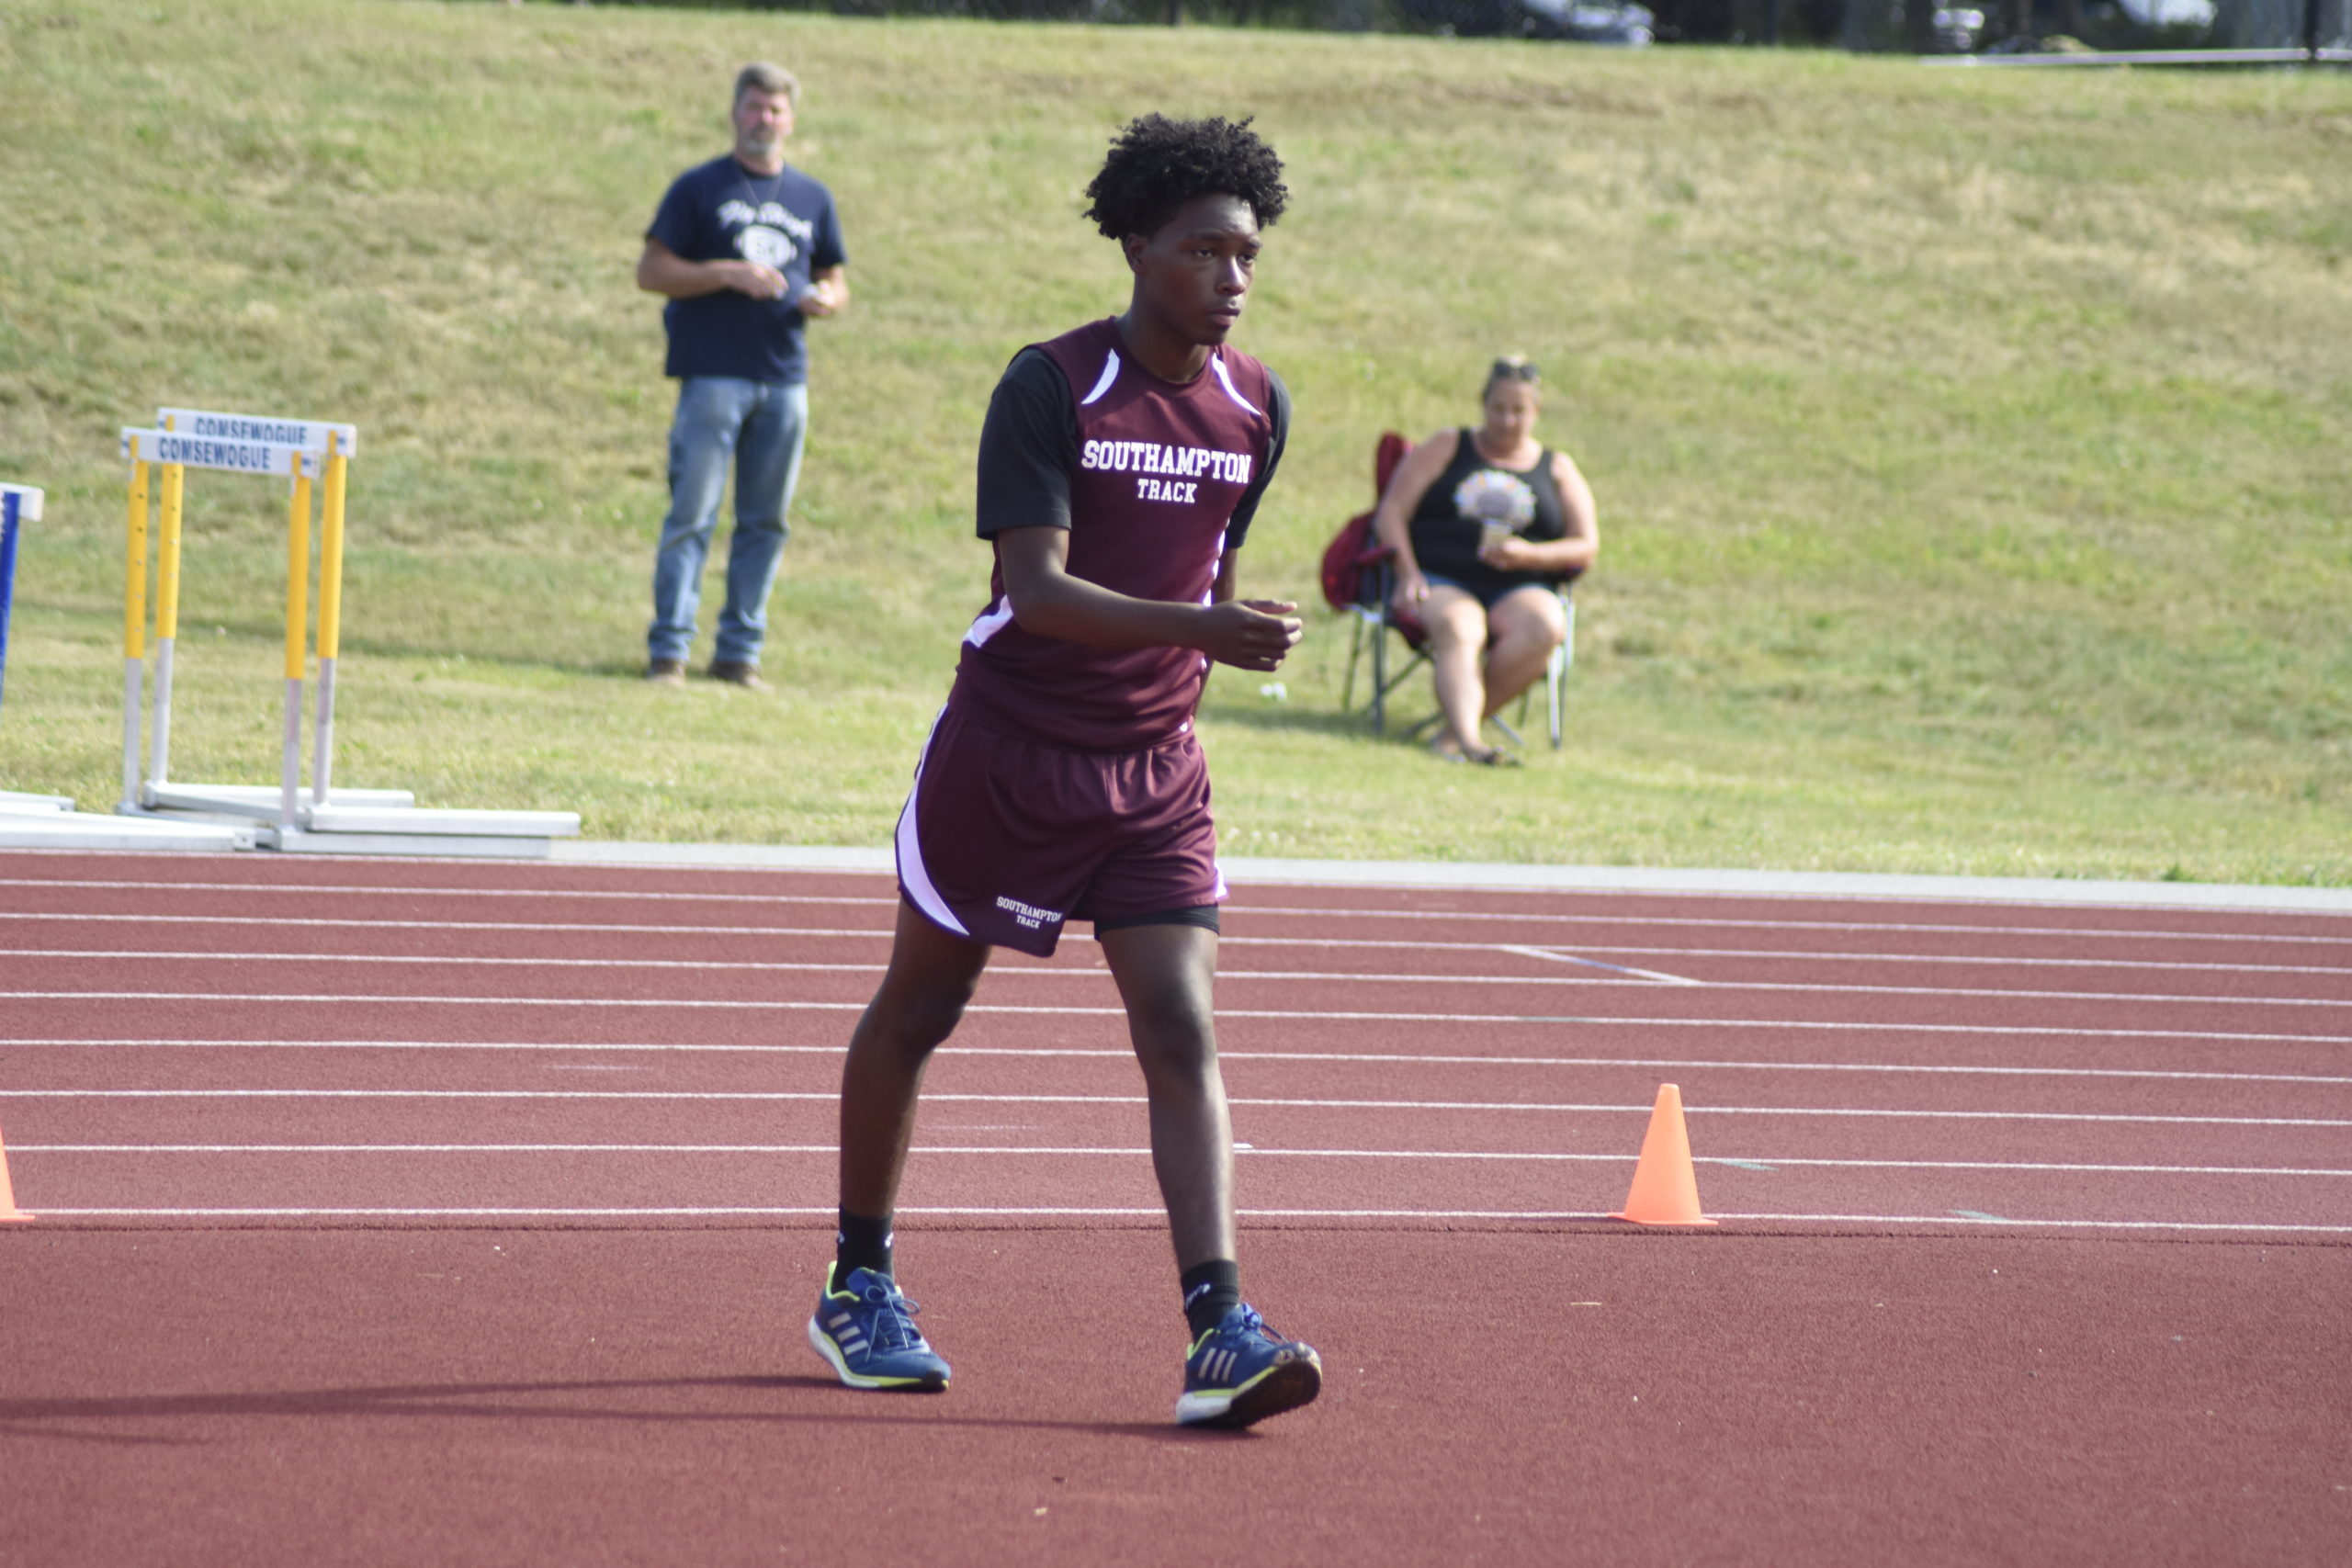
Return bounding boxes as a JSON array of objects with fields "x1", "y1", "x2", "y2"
[{"x1": 1370, "y1": 355, "x2": 1599, "y2": 764}]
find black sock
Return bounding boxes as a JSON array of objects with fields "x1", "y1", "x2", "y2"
[
  {"x1": 833, "y1": 1207, "x2": 894, "y2": 1290},
  {"x1": 1181, "y1": 1259, "x2": 1242, "y2": 1339}
]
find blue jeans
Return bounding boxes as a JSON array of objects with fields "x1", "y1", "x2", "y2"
[{"x1": 648, "y1": 377, "x2": 808, "y2": 666}]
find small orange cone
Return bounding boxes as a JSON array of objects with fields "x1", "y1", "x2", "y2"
[
  {"x1": 0, "y1": 1118, "x2": 32, "y2": 1223},
  {"x1": 1612, "y1": 1083, "x2": 1714, "y2": 1226}
]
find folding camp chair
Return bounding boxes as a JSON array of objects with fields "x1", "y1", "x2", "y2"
[
  {"x1": 1320, "y1": 434, "x2": 1427, "y2": 738},
  {"x1": 1319, "y1": 432, "x2": 1577, "y2": 750}
]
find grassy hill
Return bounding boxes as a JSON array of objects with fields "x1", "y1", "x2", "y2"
[{"x1": 2, "y1": 0, "x2": 2346, "y2": 880}]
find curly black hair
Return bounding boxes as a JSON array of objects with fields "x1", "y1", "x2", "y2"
[{"x1": 1082, "y1": 114, "x2": 1288, "y2": 242}]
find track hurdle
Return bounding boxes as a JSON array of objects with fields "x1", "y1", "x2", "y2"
[
  {"x1": 127, "y1": 411, "x2": 414, "y2": 834},
  {"x1": 0, "y1": 482, "x2": 39, "y2": 717},
  {"x1": 119, "y1": 408, "x2": 578, "y2": 856},
  {"x1": 118, "y1": 423, "x2": 328, "y2": 827},
  {"x1": 147, "y1": 408, "x2": 368, "y2": 822}
]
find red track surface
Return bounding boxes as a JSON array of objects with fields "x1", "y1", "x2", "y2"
[{"x1": 3, "y1": 850, "x2": 2347, "y2": 1564}]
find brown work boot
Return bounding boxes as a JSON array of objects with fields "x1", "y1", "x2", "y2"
[
  {"x1": 707, "y1": 660, "x2": 771, "y2": 692},
  {"x1": 644, "y1": 658, "x2": 687, "y2": 687}
]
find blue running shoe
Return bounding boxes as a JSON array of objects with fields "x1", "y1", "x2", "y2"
[
  {"x1": 1176, "y1": 1303, "x2": 1322, "y2": 1427},
  {"x1": 807, "y1": 1265, "x2": 951, "y2": 1392}
]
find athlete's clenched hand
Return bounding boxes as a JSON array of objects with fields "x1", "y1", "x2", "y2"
[{"x1": 1198, "y1": 599, "x2": 1303, "y2": 671}]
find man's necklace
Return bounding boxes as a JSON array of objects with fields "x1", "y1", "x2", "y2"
[{"x1": 734, "y1": 158, "x2": 785, "y2": 216}]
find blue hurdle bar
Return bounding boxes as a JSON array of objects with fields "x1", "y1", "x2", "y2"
[{"x1": 0, "y1": 484, "x2": 42, "y2": 716}]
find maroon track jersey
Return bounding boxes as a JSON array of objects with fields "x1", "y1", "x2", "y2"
[{"x1": 951, "y1": 317, "x2": 1284, "y2": 752}]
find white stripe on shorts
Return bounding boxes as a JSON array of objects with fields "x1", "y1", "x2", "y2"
[{"x1": 895, "y1": 708, "x2": 972, "y2": 938}]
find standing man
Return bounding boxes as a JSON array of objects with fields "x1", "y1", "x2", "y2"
[
  {"x1": 804, "y1": 115, "x2": 1323, "y2": 1430},
  {"x1": 638, "y1": 62, "x2": 847, "y2": 690}
]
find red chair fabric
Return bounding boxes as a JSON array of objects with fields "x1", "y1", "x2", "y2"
[{"x1": 1317, "y1": 431, "x2": 1421, "y2": 642}]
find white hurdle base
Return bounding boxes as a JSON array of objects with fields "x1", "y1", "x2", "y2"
[
  {"x1": 1, "y1": 790, "x2": 252, "y2": 852},
  {"x1": 10, "y1": 776, "x2": 572, "y2": 857},
  {"x1": 263, "y1": 826, "x2": 570, "y2": 859},
  {"x1": 0, "y1": 790, "x2": 80, "y2": 814},
  {"x1": 301, "y1": 805, "x2": 579, "y2": 839},
  {"x1": 141, "y1": 781, "x2": 416, "y2": 820},
  {"x1": 129, "y1": 781, "x2": 578, "y2": 857}
]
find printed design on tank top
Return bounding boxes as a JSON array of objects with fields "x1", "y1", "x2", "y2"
[
  {"x1": 1069, "y1": 346, "x2": 1260, "y2": 508},
  {"x1": 1208, "y1": 355, "x2": 1262, "y2": 416},
  {"x1": 1453, "y1": 467, "x2": 1538, "y2": 532},
  {"x1": 1080, "y1": 350, "x2": 1122, "y2": 406},
  {"x1": 966, "y1": 597, "x2": 1015, "y2": 649}
]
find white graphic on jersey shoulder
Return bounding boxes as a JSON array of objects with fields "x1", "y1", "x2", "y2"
[
  {"x1": 1209, "y1": 355, "x2": 1262, "y2": 416},
  {"x1": 1453, "y1": 468, "x2": 1537, "y2": 528},
  {"x1": 1080, "y1": 350, "x2": 1121, "y2": 406}
]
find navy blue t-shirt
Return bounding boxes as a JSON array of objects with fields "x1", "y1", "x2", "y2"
[{"x1": 645, "y1": 155, "x2": 846, "y2": 384}]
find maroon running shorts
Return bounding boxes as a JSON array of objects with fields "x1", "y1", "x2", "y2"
[{"x1": 894, "y1": 702, "x2": 1226, "y2": 957}]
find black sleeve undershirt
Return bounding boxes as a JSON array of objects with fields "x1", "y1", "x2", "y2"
[
  {"x1": 974, "y1": 349, "x2": 1078, "y2": 539},
  {"x1": 1227, "y1": 368, "x2": 1288, "y2": 552},
  {"x1": 973, "y1": 347, "x2": 1290, "y2": 555}
]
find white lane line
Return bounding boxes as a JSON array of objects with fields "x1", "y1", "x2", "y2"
[
  {"x1": 24, "y1": 949, "x2": 2352, "y2": 1006},
  {"x1": 11, "y1": 996, "x2": 2352, "y2": 1041},
  {"x1": 1492, "y1": 941, "x2": 2352, "y2": 979},
  {"x1": 1701, "y1": 1214, "x2": 2352, "y2": 1234},
  {"x1": 6, "y1": 878, "x2": 2348, "y2": 946},
  {"x1": 16, "y1": 1144, "x2": 2349, "y2": 1177},
  {"x1": 15, "y1": 1015, "x2": 2352, "y2": 1049},
  {"x1": 19, "y1": 1205, "x2": 2352, "y2": 1234},
  {"x1": 1501, "y1": 945, "x2": 1702, "y2": 985},
  {"x1": 9, "y1": 975, "x2": 2348, "y2": 1009},
  {"x1": 11, "y1": 920, "x2": 2350, "y2": 978},
  {"x1": 0, "y1": 877, "x2": 893, "y2": 908},
  {"x1": 0, "y1": 913, "x2": 903, "y2": 939},
  {"x1": 2, "y1": 991, "x2": 842, "y2": 1010},
  {"x1": 1240, "y1": 908, "x2": 2352, "y2": 945},
  {"x1": 8, "y1": 1038, "x2": 2349, "y2": 1086},
  {"x1": 7, "y1": 1089, "x2": 2345, "y2": 1125},
  {"x1": 1, "y1": 949, "x2": 883, "y2": 970}
]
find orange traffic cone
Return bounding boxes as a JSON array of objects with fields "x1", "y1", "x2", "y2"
[
  {"x1": 1611, "y1": 1083, "x2": 1714, "y2": 1226},
  {"x1": 0, "y1": 1117, "x2": 31, "y2": 1223}
]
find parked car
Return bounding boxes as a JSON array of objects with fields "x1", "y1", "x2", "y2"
[{"x1": 1399, "y1": 0, "x2": 1657, "y2": 43}]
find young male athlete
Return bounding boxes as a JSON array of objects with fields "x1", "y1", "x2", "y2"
[{"x1": 806, "y1": 115, "x2": 1322, "y2": 1429}]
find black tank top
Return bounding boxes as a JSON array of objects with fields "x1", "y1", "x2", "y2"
[{"x1": 1406, "y1": 430, "x2": 1570, "y2": 596}]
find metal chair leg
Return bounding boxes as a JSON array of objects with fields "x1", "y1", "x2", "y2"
[
  {"x1": 1343, "y1": 614, "x2": 1364, "y2": 712},
  {"x1": 1549, "y1": 595, "x2": 1574, "y2": 749}
]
